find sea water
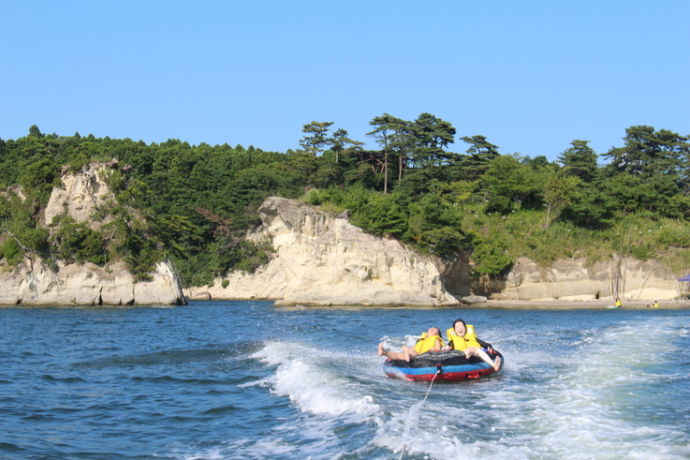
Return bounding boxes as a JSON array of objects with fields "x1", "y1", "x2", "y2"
[{"x1": 1, "y1": 301, "x2": 688, "y2": 459}]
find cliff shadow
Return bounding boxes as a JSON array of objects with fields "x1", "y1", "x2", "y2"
[
  {"x1": 440, "y1": 254, "x2": 471, "y2": 298},
  {"x1": 470, "y1": 275, "x2": 508, "y2": 298}
]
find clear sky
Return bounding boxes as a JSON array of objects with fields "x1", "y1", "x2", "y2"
[{"x1": 2, "y1": 1, "x2": 689, "y2": 160}]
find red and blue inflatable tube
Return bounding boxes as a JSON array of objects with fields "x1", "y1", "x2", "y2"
[{"x1": 383, "y1": 350, "x2": 503, "y2": 382}]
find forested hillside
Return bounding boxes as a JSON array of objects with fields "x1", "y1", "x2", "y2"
[{"x1": 1, "y1": 116, "x2": 688, "y2": 288}]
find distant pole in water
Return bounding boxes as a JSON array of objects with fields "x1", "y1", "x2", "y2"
[{"x1": 511, "y1": 271, "x2": 520, "y2": 301}]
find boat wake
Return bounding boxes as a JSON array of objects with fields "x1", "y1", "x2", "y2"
[{"x1": 190, "y1": 317, "x2": 690, "y2": 460}]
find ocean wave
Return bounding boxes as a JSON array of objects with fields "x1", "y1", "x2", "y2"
[{"x1": 252, "y1": 341, "x2": 383, "y2": 420}]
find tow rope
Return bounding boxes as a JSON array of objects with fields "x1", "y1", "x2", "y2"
[{"x1": 398, "y1": 366, "x2": 443, "y2": 460}]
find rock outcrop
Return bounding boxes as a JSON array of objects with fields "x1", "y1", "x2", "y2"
[
  {"x1": 186, "y1": 197, "x2": 459, "y2": 306},
  {"x1": 0, "y1": 163, "x2": 185, "y2": 306},
  {"x1": 9, "y1": 163, "x2": 680, "y2": 307},
  {"x1": 479, "y1": 256, "x2": 683, "y2": 301},
  {"x1": 43, "y1": 162, "x2": 116, "y2": 228},
  {"x1": 0, "y1": 259, "x2": 185, "y2": 306}
]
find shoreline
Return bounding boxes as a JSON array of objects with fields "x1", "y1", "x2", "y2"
[
  {"x1": 264, "y1": 297, "x2": 690, "y2": 310},
  {"x1": 271, "y1": 297, "x2": 690, "y2": 310},
  {"x1": 477, "y1": 299, "x2": 690, "y2": 310},
  {"x1": 2, "y1": 298, "x2": 689, "y2": 310}
]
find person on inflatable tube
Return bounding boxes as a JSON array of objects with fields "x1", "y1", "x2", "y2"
[
  {"x1": 444, "y1": 319, "x2": 501, "y2": 371},
  {"x1": 377, "y1": 327, "x2": 444, "y2": 362}
]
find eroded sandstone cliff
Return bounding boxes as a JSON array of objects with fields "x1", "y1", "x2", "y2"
[
  {"x1": 186, "y1": 197, "x2": 685, "y2": 305},
  {"x1": 476, "y1": 256, "x2": 683, "y2": 302},
  {"x1": 0, "y1": 259, "x2": 184, "y2": 306},
  {"x1": 186, "y1": 197, "x2": 460, "y2": 306},
  {"x1": 0, "y1": 163, "x2": 185, "y2": 306},
  {"x1": 7, "y1": 165, "x2": 680, "y2": 307}
]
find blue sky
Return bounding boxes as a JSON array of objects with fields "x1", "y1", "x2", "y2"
[{"x1": 2, "y1": 1, "x2": 689, "y2": 160}]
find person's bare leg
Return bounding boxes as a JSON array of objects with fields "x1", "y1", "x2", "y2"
[
  {"x1": 491, "y1": 355, "x2": 502, "y2": 371},
  {"x1": 387, "y1": 350, "x2": 409, "y2": 361},
  {"x1": 378, "y1": 343, "x2": 409, "y2": 361},
  {"x1": 467, "y1": 348, "x2": 501, "y2": 371}
]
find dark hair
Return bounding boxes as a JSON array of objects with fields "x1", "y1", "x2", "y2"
[
  {"x1": 453, "y1": 319, "x2": 466, "y2": 329},
  {"x1": 431, "y1": 327, "x2": 441, "y2": 336}
]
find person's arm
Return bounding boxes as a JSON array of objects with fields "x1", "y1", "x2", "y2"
[{"x1": 477, "y1": 337, "x2": 493, "y2": 351}]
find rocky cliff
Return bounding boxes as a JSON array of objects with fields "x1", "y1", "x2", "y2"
[
  {"x1": 8, "y1": 165, "x2": 680, "y2": 307},
  {"x1": 478, "y1": 256, "x2": 684, "y2": 302},
  {"x1": 186, "y1": 197, "x2": 685, "y2": 305},
  {"x1": 43, "y1": 162, "x2": 115, "y2": 228},
  {"x1": 0, "y1": 258, "x2": 184, "y2": 306},
  {"x1": 0, "y1": 163, "x2": 185, "y2": 306},
  {"x1": 186, "y1": 197, "x2": 459, "y2": 306}
]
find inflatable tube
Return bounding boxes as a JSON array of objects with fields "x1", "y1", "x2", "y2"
[{"x1": 383, "y1": 349, "x2": 504, "y2": 382}]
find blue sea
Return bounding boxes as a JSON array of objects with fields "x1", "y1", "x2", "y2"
[{"x1": 1, "y1": 301, "x2": 688, "y2": 459}]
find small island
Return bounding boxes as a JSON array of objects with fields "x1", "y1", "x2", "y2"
[{"x1": 1, "y1": 122, "x2": 688, "y2": 306}]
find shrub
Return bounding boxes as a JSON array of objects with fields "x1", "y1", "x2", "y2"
[
  {"x1": 1, "y1": 238, "x2": 23, "y2": 265},
  {"x1": 53, "y1": 218, "x2": 108, "y2": 265},
  {"x1": 656, "y1": 223, "x2": 690, "y2": 249},
  {"x1": 20, "y1": 227, "x2": 50, "y2": 255},
  {"x1": 471, "y1": 237, "x2": 513, "y2": 276},
  {"x1": 232, "y1": 241, "x2": 270, "y2": 273}
]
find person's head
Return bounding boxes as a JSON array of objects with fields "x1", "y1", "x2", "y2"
[
  {"x1": 427, "y1": 327, "x2": 441, "y2": 337},
  {"x1": 453, "y1": 319, "x2": 467, "y2": 336}
]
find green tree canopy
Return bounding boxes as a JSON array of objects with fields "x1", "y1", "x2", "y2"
[
  {"x1": 604, "y1": 125, "x2": 689, "y2": 180},
  {"x1": 299, "y1": 121, "x2": 334, "y2": 157},
  {"x1": 558, "y1": 140, "x2": 598, "y2": 182}
]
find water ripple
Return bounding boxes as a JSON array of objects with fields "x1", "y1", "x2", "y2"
[
  {"x1": 1, "y1": 302, "x2": 688, "y2": 460},
  {"x1": 72, "y1": 341, "x2": 263, "y2": 369}
]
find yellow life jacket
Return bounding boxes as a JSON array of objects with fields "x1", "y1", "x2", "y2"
[
  {"x1": 414, "y1": 332, "x2": 444, "y2": 354},
  {"x1": 446, "y1": 324, "x2": 481, "y2": 351}
]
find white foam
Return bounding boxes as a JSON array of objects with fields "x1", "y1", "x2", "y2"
[
  {"x1": 233, "y1": 318, "x2": 689, "y2": 460},
  {"x1": 227, "y1": 420, "x2": 341, "y2": 458},
  {"x1": 501, "y1": 317, "x2": 690, "y2": 459},
  {"x1": 252, "y1": 341, "x2": 382, "y2": 420},
  {"x1": 368, "y1": 316, "x2": 690, "y2": 460},
  {"x1": 178, "y1": 437, "x2": 296, "y2": 460},
  {"x1": 372, "y1": 394, "x2": 533, "y2": 460}
]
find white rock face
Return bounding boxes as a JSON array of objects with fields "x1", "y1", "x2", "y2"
[
  {"x1": 485, "y1": 256, "x2": 682, "y2": 301},
  {"x1": 44, "y1": 162, "x2": 115, "y2": 228},
  {"x1": 0, "y1": 163, "x2": 185, "y2": 306},
  {"x1": 186, "y1": 197, "x2": 459, "y2": 306},
  {"x1": 0, "y1": 259, "x2": 185, "y2": 306}
]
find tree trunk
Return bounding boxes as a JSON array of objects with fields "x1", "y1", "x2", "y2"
[
  {"x1": 544, "y1": 204, "x2": 552, "y2": 229},
  {"x1": 383, "y1": 151, "x2": 388, "y2": 194}
]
